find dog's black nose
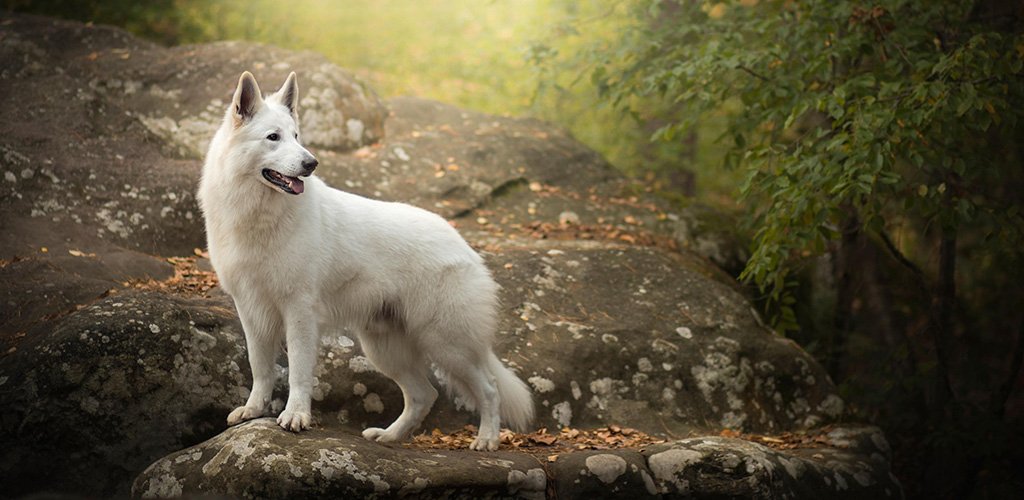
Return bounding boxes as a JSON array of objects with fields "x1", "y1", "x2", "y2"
[{"x1": 302, "y1": 158, "x2": 318, "y2": 174}]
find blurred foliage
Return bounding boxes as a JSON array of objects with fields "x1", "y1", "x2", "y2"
[
  {"x1": 536, "y1": 0, "x2": 1024, "y2": 330},
  {"x1": 528, "y1": 2, "x2": 745, "y2": 202}
]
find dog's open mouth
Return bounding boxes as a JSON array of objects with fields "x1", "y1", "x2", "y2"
[{"x1": 262, "y1": 169, "x2": 304, "y2": 195}]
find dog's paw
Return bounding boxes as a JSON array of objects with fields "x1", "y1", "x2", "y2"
[
  {"x1": 470, "y1": 435, "x2": 500, "y2": 451},
  {"x1": 227, "y1": 405, "x2": 263, "y2": 426},
  {"x1": 276, "y1": 410, "x2": 312, "y2": 432},
  {"x1": 362, "y1": 426, "x2": 405, "y2": 443}
]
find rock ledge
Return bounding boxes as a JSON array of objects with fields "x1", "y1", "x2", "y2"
[{"x1": 133, "y1": 419, "x2": 901, "y2": 499}]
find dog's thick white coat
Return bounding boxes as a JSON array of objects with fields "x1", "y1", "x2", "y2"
[{"x1": 198, "y1": 72, "x2": 533, "y2": 450}]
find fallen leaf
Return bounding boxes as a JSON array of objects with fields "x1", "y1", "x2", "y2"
[{"x1": 720, "y1": 429, "x2": 741, "y2": 438}]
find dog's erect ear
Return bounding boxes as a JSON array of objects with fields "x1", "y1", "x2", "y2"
[
  {"x1": 273, "y1": 72, "x2": 299, "y2": 120},
  {"x1": 232, "y1": 71, "x2": 263, "y2": 126}
]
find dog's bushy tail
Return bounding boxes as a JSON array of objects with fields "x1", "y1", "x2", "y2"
[{"x1": 489, "y1": 353, "x2": 534, "y2": 432}]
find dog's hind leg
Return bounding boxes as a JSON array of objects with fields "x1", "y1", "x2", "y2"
[
  {"x1": 277, "y1": 312, "x2": 319, "y2": 432},
  {"x1": 416, "y1": 269, "x2": 504, "y2": 450},
  {"x1": 358, "y1": 322, "x2": 437, "y2": 443},
  {"x1": 426, "y1": 337, "x2": 501, "y2": 451},
  {"x1": 450, "y1": 361, "x2": 501, "y2": 451},
  {"x1": 228, "y1": 301, "x2": 282, "y2": 426}
]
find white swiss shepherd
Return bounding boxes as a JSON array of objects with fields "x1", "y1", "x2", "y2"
[{"x1": 198, "y1": 71, "x2": 534, "y2": 450}]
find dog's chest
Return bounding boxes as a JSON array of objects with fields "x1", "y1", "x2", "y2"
[{"x1": 209, "y1": 229, "x2": 307, "y2": 296}]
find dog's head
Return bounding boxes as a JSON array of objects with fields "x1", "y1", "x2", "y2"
[{"x1": 227, "y1": 71, "x2": 318, "y2": 195}]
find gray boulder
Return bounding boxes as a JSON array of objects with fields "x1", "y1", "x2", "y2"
[
  {"x1": 0, "y1": 13, "x2": 385, "y2": 258},
  {"x1": 0, "y1": 290, "x2": 247, "y2": 496},
  {"x1": 309, "y1": 241, "x2": 843, "y2": 438},
  {"x1": 550, "y1": 449, "x2": 655, "y2": 498},
  {"x1": 133, "y1": 420, "x2": 900, "y2": 499},
  {"x1": 133, "y1": 419, "x2": 548, "y2": 499},
  {"x1": 639, "y1": 428, "x2": 901, "y2": 499}
]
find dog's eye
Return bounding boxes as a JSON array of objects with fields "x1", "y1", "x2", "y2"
[
  {"x1": 266, "y1": 133, "x2": 280, "y2": 141},
  {"x1": 294, "y1": 133, "x2": 299, "y2": 139}
]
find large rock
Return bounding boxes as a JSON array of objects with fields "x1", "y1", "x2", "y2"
[
  {"x1": 0, "y1": 13, "x2": 901, "y2": 499},
  {"x1": 0, "y1": 13, "x2": 385, "y2": 258},
  {"x1": 545, "y1": 427, "x2": 901, "y2": 499},
  {"x1": 0, "y1": 290, "x2": 247, "y2": 497},
  {"x1": 133, "y1": 420, "x2": 900, "y2": 499},
  {"x1": 637, "y1": 429, "x2": 901, "y2": 498},
  {"x1": 133, "y1": 419, "x2": 548, "y2": 499},
  {"x1": 308, "y1": 241, "x2": 843, "y2": 438},
  {"x1": 314, "y1": 96, "x2": 618, "y2": 219},
  {"x1": 318, "y1": 96, "x2": 745, "y2": 275}
]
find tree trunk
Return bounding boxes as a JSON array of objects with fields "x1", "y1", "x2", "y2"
[
  {"x1": 931, "y1": 228, "x2": 958, "y2": 416},
  {"x1": 924, "y1": 226, "x2": 965, "y2": 498}
]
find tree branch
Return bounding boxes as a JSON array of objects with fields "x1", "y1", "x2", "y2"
[
  {"x1": 878, "y1": 229, "x2": 928, "y2": 289},
  {"x1": 992, "y1": 317, "x2": 1024, "y2": 419},
  {"x1": 737, "y1": 65, "x2": 771, "y2": 83},
  {"x1": 929, "y1": 227, "x2": 958, "y2": 416},
  {"x1": 872, "y1": 17, "x2": 913, "y2": 68}
]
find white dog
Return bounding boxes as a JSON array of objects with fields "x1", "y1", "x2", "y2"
[{"x1": 197, "y1": 71, "x2": 533, "y2": 450}]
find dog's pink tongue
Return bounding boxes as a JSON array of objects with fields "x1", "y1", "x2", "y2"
[{"x1": 288, "y1": 177, "x2": 304, "y2": 194}]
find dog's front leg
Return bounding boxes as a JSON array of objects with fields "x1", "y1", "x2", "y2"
[
  {"x1": 228, "y1": 301, "x2": 281, "y2": 426},
  {"x1": 277, "y1": 313, "x2": 318, "y2": 432}
]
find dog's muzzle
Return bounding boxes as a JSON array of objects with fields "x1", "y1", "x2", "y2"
[{"x1": 301, "y1": 158, "x2": 318, "y2": 176}]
